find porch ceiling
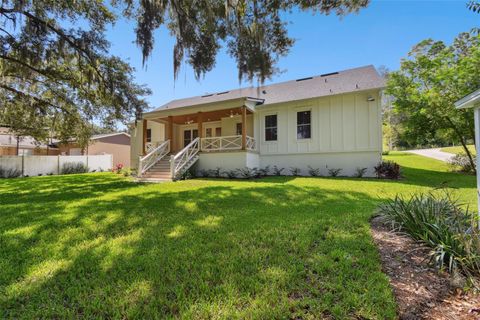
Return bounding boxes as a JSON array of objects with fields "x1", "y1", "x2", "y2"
[{"x1": 156, "y1": 107, "x2": 252, "y2": 125}]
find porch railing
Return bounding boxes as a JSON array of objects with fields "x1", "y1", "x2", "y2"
[
  {"x1": 138, "y1": 140, "x2": 170, "y2": 176},
  {"x1": 171, "y1": 137, "x2": 200, "y2": 179},
  {"x1": 200, "y1": 135, "x2": 256, "y2": 152}
]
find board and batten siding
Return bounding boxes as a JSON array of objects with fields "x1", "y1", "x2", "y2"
[{"x1": 255, "y1": 91, "x2": 381, "y2": 155}]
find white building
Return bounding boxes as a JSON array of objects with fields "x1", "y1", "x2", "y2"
[{"x1": 131, "y1": 65, "x2": 385, "y2": 180}]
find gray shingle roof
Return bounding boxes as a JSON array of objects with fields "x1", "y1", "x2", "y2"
[{"x1": 151, "y1": 65, "x2": 385, "y2": 113}]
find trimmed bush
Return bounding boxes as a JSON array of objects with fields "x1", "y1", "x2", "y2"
[
  {"x1": 61, "y1": 162, "x2": 89, "y2": 174},
  {"x1": 448, "y1": 153, "x2": 476, "y2": 174},
  {"x1": 378, "y1": 192, "x2": 480, "y2": 278},
  {"x1": 374, "y1": 161, "x2": 400, "y2": 179}
]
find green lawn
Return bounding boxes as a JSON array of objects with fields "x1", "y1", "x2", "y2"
[
  {"x1": 440, "y1": 144, "x2": 476, "y2": 155},
  {"x1": 0, "y1": 153, "x2": 476, "y2": 319}
]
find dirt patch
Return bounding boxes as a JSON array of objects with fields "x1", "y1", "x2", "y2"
[{"x1": 370, "y1": 216, "x2": 480, "y2": 320}]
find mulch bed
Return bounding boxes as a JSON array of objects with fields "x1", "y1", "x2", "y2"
[{"x1": 370, "y1": 216, "x2": 480, "y2": 320}]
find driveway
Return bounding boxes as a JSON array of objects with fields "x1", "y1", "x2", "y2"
[{"x1": 406, "y1": 148, "x2": 454, "y2": 162}]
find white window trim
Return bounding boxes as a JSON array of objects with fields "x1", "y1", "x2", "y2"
[
  {"x1": 263, "y1": 112, "x2": 279, "y2": 143},
  {"x1": 296, "y1": 108, "x2": 313, "y2": 141}
]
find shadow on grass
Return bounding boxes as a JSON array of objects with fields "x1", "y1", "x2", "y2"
[{"x1": 0, "y1": 175, "x2": 397, "y2": 319}]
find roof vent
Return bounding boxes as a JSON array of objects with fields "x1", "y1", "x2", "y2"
[
  {"x1": 296, "y1": 77, "x2": 313, "y2": 82},
  {"x1": 201, "y1": 93, "x2": 214, "y2": 98},
  {"x1": 217, "y1": 91, "x2": 229, "y2": 95},
  {"x1": 320, "y1": 72, "x2": 339, "y2": 77},
  {"x1": 262, "y1": 90, "x2": 267, "y2": 94}
]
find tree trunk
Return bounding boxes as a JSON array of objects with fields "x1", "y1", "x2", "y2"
[
  {"x1": 16, "y1": 136, "x2": 20, "y2": 156},
  {"x1": 446, "y1": 116, "x2": 476, "y2": 174}
]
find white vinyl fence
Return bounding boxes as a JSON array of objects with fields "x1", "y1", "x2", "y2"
[{"x1": 0, "y1": 155, "x2": 113, "y2": 176}]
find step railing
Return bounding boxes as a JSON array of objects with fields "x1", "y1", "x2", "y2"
[
  {"x1": 170, "y1": 137, "x2": 200, "y2": 179},
  {"x1": 138, "y1": 140, "x2": 170, "y2": 176}
]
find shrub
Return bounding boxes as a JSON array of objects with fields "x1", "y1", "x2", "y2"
[
  {"x1": 0, "y1": 167, "x2": 22, "y2": 178},
  {"x1": 378, "y1": 192, "x2": 480, "y2": 278},
  {"x1": 448, "y1": 153, "x2": 476, "y2": 174},
  {"x1": 382, "y1": 150, "x2": 390, "y2": 155},
  {"x1": 237, "y1": 167, "x2": 256, "y2": 179},
  {"x1": 120, "y1": 167, "x2": 132, "y2": 177},
  {"x1": 257, "y1": 166, "x2": 270, "y2": 177},
  {"x1": 328, "y1": 168, "x2": 342, "y2": 177},
  {"x1": 211, "y1": 167, "x2": 222, "y2": 178},
  {"x1": 289, "y1": 167, "x2": 301, "y2": 176},
  {"x1": 308, "y1": 166, "x2": 321, "y2": 177},
  {"x1": 61, "y1": 162, "x2": 89, "y2": 174},
  {"x1": 113, "y1": 163, "x2": 124, "y2": 174},
  {"x1": 223, "y1": 170, "x2": 238, "y2": 179},
  {"x1": 272, "y1": 165, "x2": 284, "y2": 176},
  {"x1": 198, "y1": 169, "x2": 210, "y2": 178},
  {"x1": 374, "y1": 161, "x2": 400, "y2": 179},
  {"x1": 354, "y1": 167, "x2": 368, "y2": 178}
]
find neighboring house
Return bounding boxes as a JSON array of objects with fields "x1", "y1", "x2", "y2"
[
  {"x1": 0, "y1": 127, "x2": 59, "y2": 156},
  {"x1": 59, "y1": 133, "x2": 131, "y2": 167},
  {"x1": 131, "y1": 65, "x2": 384, "y2": 180}
]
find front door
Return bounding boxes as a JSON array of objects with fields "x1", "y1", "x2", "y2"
[{"x1": 183, "y1": 129, "x2": 198, "y2": 147}]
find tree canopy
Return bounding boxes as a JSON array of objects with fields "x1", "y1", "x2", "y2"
[
  {"x1": 131, "y1": 0, "x2": 369, "y2": 82},
  {"x1": 0, "y1": 1, "x2": 150, "y2": 147},
  {"x1": 0, "y1": 0, "x2": 370, "y2": 146},
  {"x1": 386, "y1": 30, "x2": 480, "y2": 170}
]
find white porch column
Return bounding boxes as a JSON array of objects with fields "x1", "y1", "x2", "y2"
[{"x1": 474, "y1": 107, "x2": 480, "y2": 217}]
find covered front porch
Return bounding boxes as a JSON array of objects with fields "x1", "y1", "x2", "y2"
[{"x1": 141, "y1": 105, "x2": 257, "y2": 155}]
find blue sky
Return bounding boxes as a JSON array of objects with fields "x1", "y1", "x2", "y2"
[{"x1": 105, "y1": 0, "x2": 479, "y2": 110}]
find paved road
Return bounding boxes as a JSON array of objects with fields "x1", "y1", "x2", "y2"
[{"x1": 406, "y1": 148, "x2": 455, "y2": 162}]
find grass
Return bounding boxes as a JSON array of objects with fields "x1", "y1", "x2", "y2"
[
  {"x1": 440, "y1": 145, "x2": 476, "y2": 155},
  {"x1": 0, "y1": 153, "x2": 476, "y2": 319}
]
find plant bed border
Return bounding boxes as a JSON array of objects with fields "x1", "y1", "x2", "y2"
[{"x1": 370, "y1": 216, "x2": 480, "y2": 320}]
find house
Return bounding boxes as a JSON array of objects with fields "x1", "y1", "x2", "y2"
[
  {"x1": 130, "y1": 65, "x2": 384, "y2": 180},
  {"x1": 455, "y1": 88, "x2": 480, "y2": 215},
  {"x1": 59, "y1": 132, "x2": 131, "y2": 167},
  {"x1": 0, "y1": 127, "x2": 59, "y2": 156}
]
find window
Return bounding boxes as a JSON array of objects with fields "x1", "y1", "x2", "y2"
[
  {"x1": 146, "y1": 128, "x2": 152, "y2": 142},
  {"x1": 236, "y1": 123, "x2": 242, "y2": 136},
  {"x1": 265, "y1": 115, "x2": 277, "y2": 141},
  {"x1": 297, "y1": 111, "x2": 311, "y2": 139},
  {"x1": 206, "y1": 128, "x2": 212, "y2": 138},
  {"x1": 183, "y1": 129, "x2": 198, "y2": 147},
  {"x1": 215, "y1": 127, "x2": 222, "y2": 137},
  {"x1": 18, "y1": 148, "x2": 33, "y2": 156}
]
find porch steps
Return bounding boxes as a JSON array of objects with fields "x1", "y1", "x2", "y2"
[{"x1": 140, "y1": 159, "x2": 172, "y2": 181}]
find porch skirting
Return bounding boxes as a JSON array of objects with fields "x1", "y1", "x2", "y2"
[
  {"x1": 195, "y1": 151, "x2": 380, "y2": 177},
  {"x1": 197, "y1": 151, "x2": 259, "y2": 171}
]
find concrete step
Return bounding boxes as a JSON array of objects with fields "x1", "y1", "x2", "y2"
[{"x1": 143, "y1": 172, "x2": 172, "y2": 177}]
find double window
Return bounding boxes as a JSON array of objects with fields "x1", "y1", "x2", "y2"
[
  {"x1": 264, "y1": 114, "x2": 277, "y2": 141},
  {"x1": 297, "y1": 111, "x2": 311, "y2": 139}
]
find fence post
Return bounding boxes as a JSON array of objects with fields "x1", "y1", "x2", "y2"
[
  {"x1": 57, "y1": 155, "x2": 60, "y2": 175},
  {"x1": 21, "y1": 154, "x2": 24, "y2": 176}
]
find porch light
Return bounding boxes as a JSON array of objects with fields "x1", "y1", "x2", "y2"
[
  {"x1": 229, "y1": 110, "x2": 234, "y2": 118},
  {"x1": 367, "y1": 96, "x2": 375, "y2": 102}
]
